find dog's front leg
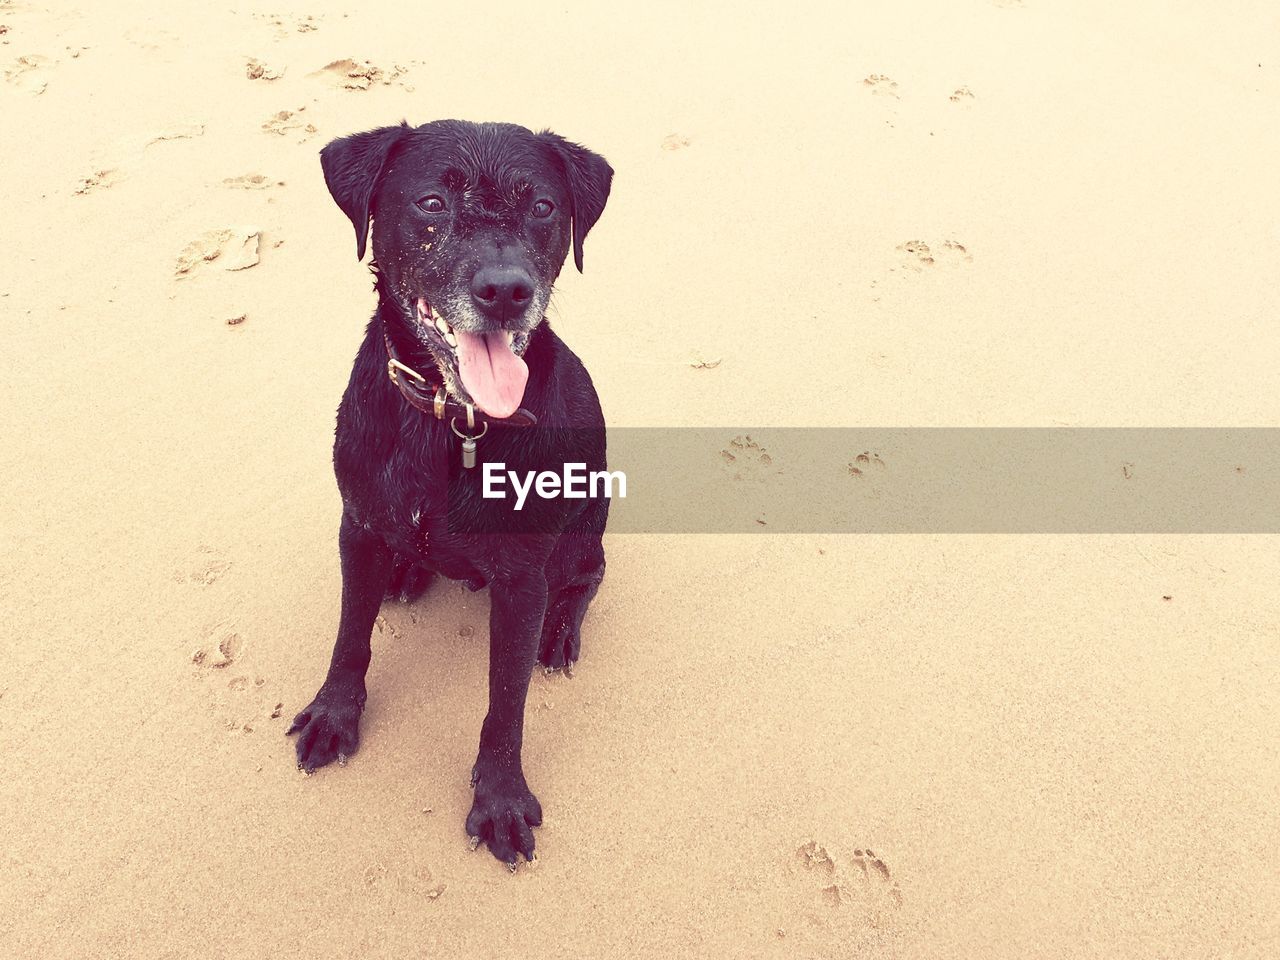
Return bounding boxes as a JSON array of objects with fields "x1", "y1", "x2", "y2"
[
  {"x1": 287, "y1": 511, "x2": 394, "y2": 772},
  {"x1": 467, "y1": 570, "x2": 548, "y2": 867}
]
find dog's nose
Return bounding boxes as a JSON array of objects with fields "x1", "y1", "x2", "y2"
[{"x1": 469, "y1": 266, "x2": 534, "y2": 323}]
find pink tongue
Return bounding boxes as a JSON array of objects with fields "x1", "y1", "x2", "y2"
[{"x1": 455, "y1": 331, "x2": 529, "y2": 418}]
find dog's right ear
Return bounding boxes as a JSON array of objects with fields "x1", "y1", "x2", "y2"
[{"x1": 320, "y1": 123, "x2": 411, "y2": 261}]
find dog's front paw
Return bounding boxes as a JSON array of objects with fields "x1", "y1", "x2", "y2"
[
  {"x1": 538, "y1": 588, "x2": 590, "y2": 671},
  {"x1": 286, "y1": 683, "x2": 365, "y2": 773},
  {"x1": 466, "y1": 766, "x2": 542, "y2": 867}
]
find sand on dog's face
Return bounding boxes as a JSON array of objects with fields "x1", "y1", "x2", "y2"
[{"x1": 2, "y1": 0, "x2": 1279, "y2": 958}]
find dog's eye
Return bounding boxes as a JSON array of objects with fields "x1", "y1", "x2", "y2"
[
  {"x1": 417, "y1": 195, "x2": 447, "y2": 214},
  {"x1": 532, "y1": 199, "x2": 554, "y2": 219}
]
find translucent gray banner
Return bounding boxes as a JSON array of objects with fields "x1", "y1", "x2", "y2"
[{"x1": 573, "y1": 428, "x2": 1279, "y2": 533}]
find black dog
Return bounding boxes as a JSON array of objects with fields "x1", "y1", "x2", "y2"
[{"x1": 287, "y1": 120, "x2": 612, "y2": 867}]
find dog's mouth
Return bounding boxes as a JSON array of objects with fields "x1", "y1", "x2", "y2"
[{"x1": 414, "y1": 297, "x2": 530, "y2": 419}]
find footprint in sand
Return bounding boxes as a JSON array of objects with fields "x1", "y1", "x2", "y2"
[
  {"x1": 174, "y1": 545, "x2": 233, "y2": 585},
  {"x1": 720, "y1": 435, "x2": 777, "y2": 481},
  {"x1": 311, "y1": 58, "x2": 411, "y2": 92},
  {"x1": 262, "y1": 107, "x2": 317, "y2": 142},
  {"x1": 688, "y1": 353, "x2": 721, "y2": 369},
  {"x1": 4, "y1": 53, "x2": 53, "y2": 94},
  {"x1": 797, "y1": 840, "x2": 837, "y2": 873},
  {"x1": 362, "y1": 860, "x2": 446, "y2": 901},
  {"x1": 938, "y1": 239, "x2": 972, "y2": 264},
  {"x1": 949, "y1": 86, "x2": 975, "y2": 103},
  {"x1": 784, "y1": 840, "x2": 903, "y2": 950},
  {"x1": 253, "y1": 12, "x2": 321, "y2": 39},
  {"x1": 192, "y1": 622, "x2": 243, "y2": 669},
  {"x1": 245, "y1": 57, "x2": 285, "y2": 81},
  {"x1": 373, "y1": 613, "x2": 407, "y2": 642},
  {"x1": 175, "y1": 228, "x2": 262, "y2": 277},
  {"x1": 220, "y1": 674, "x2": 274, "y2": 732},
  {"x1": 898, "y1": 239, "x2": 934, "y2": 268},
  {"x1": 193, "y1": 626, "x2": 287, "y2": 735},
  {"x1": 146, "y1": 123, "x2": 205, "y2": 146},
  {"x1": 862, "y1": 73, "x2": 899, "y2": 98},
  {"x1": 851, "y1": 848, "x2": 893, "y2": 884},
  {"x1": 895, "y1": 238, "x2": 972, "y2": 272},
  {"x1": 822, "y1": 857, "x2": 903, "y2": 909},
  {"x1": 223, "y1": 173, "x2": 285, "y2": 190},
  {"x1": 796, "y1": 840, "x2": 903, "y2": 910},
  {"x1": 847, "y1": 451, "x2": 890, "y2": 500},
  {"x1": 74, "y1": 168, "x2": 123, "y2": 196},
  {"x1": 661, "y1": 133, "x2": 691, "y2": 151},
  {"x1": 847, "y1": 451, "x2": 886, "y2": 477}
]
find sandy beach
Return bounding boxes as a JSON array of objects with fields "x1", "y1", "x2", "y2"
[{"x1": 2, "y1": 0, "x2": 1278, "y2": 956}]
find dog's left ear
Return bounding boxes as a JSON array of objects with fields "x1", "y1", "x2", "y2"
[
  {"x1": 320, "y1": 122, "x2": 411, "y2": 261},
  {"x1": 538, "y1": 132, "x2": 613, "y2": 272}
]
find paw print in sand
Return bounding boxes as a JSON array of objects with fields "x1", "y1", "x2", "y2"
[
  {"x1": 847, "y1": 451, "x2": 886, "y2": 477},
  {"x1": 896, "y1": 238, "x2": 972, "y2": 273},
  {"x1": 174, "y1": 229, "x2": 262, "y2": 277},
  {"x1": 174, "y1": 545, "x2": 233, "y2": 585},
  {"x1": 73, "y1": 168, "x2": 123, "y2": 196},
  {"x1": 4, "y1": 53, "x2": 54, "y2": 94},
  {"x1": 797, "y1": 840, "x2": 836, "y2": 873},
  {"x1": 192, "y1": 622, "x2": 286, "y2": 736},
  {"x1": 782, "y1": 839, "x2": 904, "y2": 952},
  {"x1": 191, "y1": 621, "x2": 243, "y2": 669},
  {"x1": 720, "y1": 435, "x2": 777, "y2": 481},
  {"x1": 862, "y1": 74, "x2": 899, "y2": 98},
  {"x1": 795, "y1": 840, "x2": 903, "y2": 911},
  {"x1": 261, "y1": 108, "x2": 317, "y2": 142}
]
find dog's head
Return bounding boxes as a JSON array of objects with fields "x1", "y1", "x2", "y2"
[{"x1": 320, "y1": 119, "x2": 612, "y2": 418}]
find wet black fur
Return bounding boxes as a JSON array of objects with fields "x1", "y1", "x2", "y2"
[{"x1": 287, "y1": 120, "x2": 612, "y2": 867}]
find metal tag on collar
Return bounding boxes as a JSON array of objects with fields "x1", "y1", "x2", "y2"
[{"x1": 450, "y1": 408, "x2": 488, "y2": 470}]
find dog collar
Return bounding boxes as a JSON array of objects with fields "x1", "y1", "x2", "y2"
[{"x1": 382, "y1": 326, "x2": 538, "y2": 429}]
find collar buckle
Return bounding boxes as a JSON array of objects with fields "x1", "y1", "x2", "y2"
[{"x1": 387, "y1": 357, "x2": 427, "y2": 385}]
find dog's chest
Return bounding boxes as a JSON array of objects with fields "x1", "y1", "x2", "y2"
[{"x1": 378, "y1": 490, "x2": 495, "y2": 589}]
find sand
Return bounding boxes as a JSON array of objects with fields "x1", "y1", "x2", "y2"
[{"x1": 2, "y1": 0, "x2": 1278, "y2": 957}]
